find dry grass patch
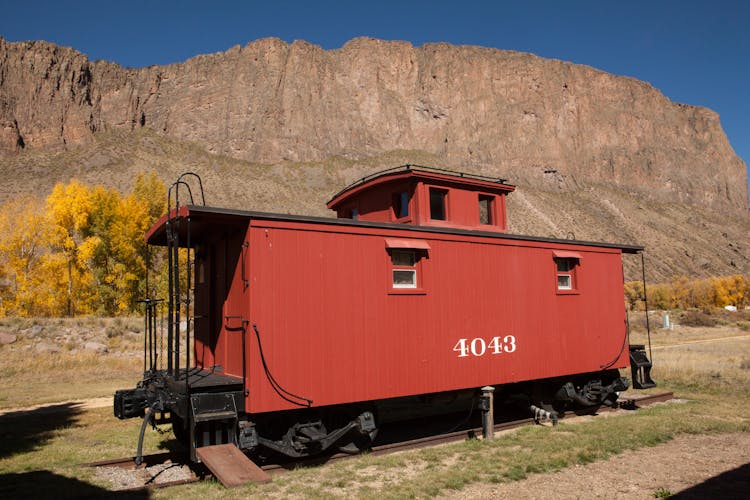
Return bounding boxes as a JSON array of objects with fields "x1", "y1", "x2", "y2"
[
  {"x1": 628, "y1": 323, "x2": 750, "y2": 395},
  {"x1": 0, "y1": 317, "x2": 143, "y2": 408},
  {"x1": 632, "y1": 322, "x2": 750, "y2": 346},
  {"x1": 651, "y1": 337, "x2": 750, "y2": 388},
  {"x1": 0, "y1": 353, "x2": 141, "y2": 409}
]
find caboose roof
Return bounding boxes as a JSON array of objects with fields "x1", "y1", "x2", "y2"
[
  {"x1": 326, "y1": 164, "x2": 516, "y2": 211},
  {"x1": 146, "y1": 204, "x2": 643, "y2": 254}
]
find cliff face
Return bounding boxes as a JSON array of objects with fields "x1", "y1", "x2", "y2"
[{"x1": 0, "y1": 36, "x2": 747, "y2": 210}]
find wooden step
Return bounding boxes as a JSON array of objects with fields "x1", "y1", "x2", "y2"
[{"x1": 196, "y1": 444, "x2": 271, "y2": 487}]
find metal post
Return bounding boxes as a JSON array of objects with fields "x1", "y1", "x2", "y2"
[
  {"x1": 186, "y1": 216, "x2": 191, "y2": 381},
  {"x1": 173, "y1": 217, "x2": 180, "y2": 379},
  {"x1": 480, "y1": 386, "x2": 495, "y2": 440},
  {"x1": 143, "y1": 303, "x2": 148, "y2": 374},
  {"x1": 640, "y1": 252, "x2": 653, "y2": 362},
  {"x1": 166, "y1": 220, "x2": 174, "y2": 375}
]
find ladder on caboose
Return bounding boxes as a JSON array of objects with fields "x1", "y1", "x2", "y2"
[{"x1": 165, "y1": 172, "x2": 205, "y2": 380}]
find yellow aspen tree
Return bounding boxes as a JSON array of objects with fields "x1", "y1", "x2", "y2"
[
  {"x1": 108, "y1": 193, "x2": 152, "y2": 313},
  {"x1": 738, "y1": 275, "x2": 750, "y2": 309},
  {"x1": 0, "y1": 265, "x2": 7, "y2": 316},
  {"x1": 645, "y1": 283, "x2": 670, "y2": 310},
  {"x1": 0, "y1": 195, "x2": 53, "y2": 315},
  {"x1": 0, "y1": 174, "x2": 168, "y2": 316},
  {"x1": 34, "y1": 252, "x2": 70, "y2": 316},
  {"x1": 711, "y1": 276, "x2": 730, "y2": 307},
  {"x1": 689, "y1": 277, "x2": 715, "y2": 310},
  {"x1": 46, "y1": 180, "x2": 98, "y2": 316},
  {"x1": 623, "y1": 281, "x2": 644, "y2": 311},
  {"x1": 83, "y1": 176, "x2": 165, "y2": 315},
  {"x1": 131, "y1": 172, "x2": 168, "y2": 303},
  {"x1": 670, "y1": 276, "x2": 691, "y2": 310},
  {"x1": 86, "y1": 186, "x2": 122, "y2": 314},
  {"x1": 720, "y1": 275, "x2": 747, "y2": 308},
  {"x1": 133, "y1": 171, "x2": 167, "y2": 221}
]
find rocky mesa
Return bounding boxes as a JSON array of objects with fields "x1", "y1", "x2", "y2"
[
  {"x1": 0, "y1": 36, "x2": 746, "y2": 210},
  {"x1": 0, "y1": 36, "x2": 748, "y2": 282}
]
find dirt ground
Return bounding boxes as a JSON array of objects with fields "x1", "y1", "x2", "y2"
[
  {"x1": 443, "y1": 432, "x2": 750, "y2": 499},
  {"x1": 93, "y1": 427, "x2": 750, "y2": 497},
  {"x1": 4, "y1": 396, "x2": 749, "y2": 497}
]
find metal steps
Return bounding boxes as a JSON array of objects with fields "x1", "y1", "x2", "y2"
[{"x1": 629, "y1": 344, "x2": 656, "y2": 389}]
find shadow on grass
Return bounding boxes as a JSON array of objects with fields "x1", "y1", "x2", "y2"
[
  {"x1": 156, "y1": 437, "x2": 188, "y2": 454},
  {"x1": 0, "y1": 402, "x2": 83, "y2": 460},
  {"x1": 673, "y1": 462, "x2": 750, "y2": 499},
  {"x1": 0, "y1": 470, "x2": 149, "y2": 499}
]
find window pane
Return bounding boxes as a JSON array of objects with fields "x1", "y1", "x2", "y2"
[
  {"x1": 392, "y1": 191, "x2": 409, "y2": 218},
  {"x1": 392, "y1": 193, "x2": 401, "y2": 218},
  {"x1": 393, "y1": 270, "x2": 417, "y2": 287},
  {"x1": 400, "y1": 191, "x2": 409, "y2": 217},
  {"x1": 391, "y1": 250, "x2": 416, "y2": 266},
  {"x1": 478, "y1": 195, "x2": 494, "y2": 225},
  {"x1": 429, "y1": 188, "x2": 447, "y2": 220},
  {"x1": 557, "y1": 274, "x2": 572, "y2": 289},
  {"x1": 556, "y1": 259, "x2": 573, "y2": 272}
]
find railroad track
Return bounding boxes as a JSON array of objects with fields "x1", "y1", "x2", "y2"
[{"x1": 88, "y1": 391, "x2": 674, "y2": 490}]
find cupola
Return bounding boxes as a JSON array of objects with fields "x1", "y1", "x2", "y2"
[{"x1": 327, "y1": 165, "x2": 516, "y2": 232}]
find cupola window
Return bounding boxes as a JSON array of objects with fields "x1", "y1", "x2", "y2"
[
  {"x1": 392, "y1": 191, "x2": 410, "y2": 219},
  {"x1": 429, "y1": 188, "x2": 448, "y2": 220},
  {"x1": 478, "y1": 195, "x2": 495, "y2": 225}
]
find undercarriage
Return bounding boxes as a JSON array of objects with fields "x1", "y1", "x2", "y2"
[{"x1": 115, "y1": 367, "x2": 378, "y2": 462}]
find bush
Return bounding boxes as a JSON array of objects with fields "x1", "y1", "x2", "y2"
[
  {"x1": 104, "y1": 325, "x2": 121, "y2": 338},
  {"x1": 679, "y1": 310, "x2": 718, "y2": 327}
]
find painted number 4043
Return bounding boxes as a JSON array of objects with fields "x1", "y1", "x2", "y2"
[{"x1": 453, "y1": 335, "x2": 517, "y2": 358}]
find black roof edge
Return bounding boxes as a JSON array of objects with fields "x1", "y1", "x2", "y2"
[
  {"x1": 177, "y1": 205, "x2": 645, "y2": 253},
  {"x1": 327, "y1": 164, "x2": 515, "y2": 203}
]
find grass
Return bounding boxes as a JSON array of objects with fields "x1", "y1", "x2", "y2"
[
  {"x1": 628, "y1": 320, "x2": 750, "y2": 396},
  {"x1": 653, "y1": 486, "x2": 673, "y2": 498},
  {"x1": 0, "y1": 405, "x2": 169, "y2": 498},
  {"x1": 173, "y1": 397, "x2": 744, "y2": 499},
  {"x1": 0, "y1": 317, "x2": 143, "y2": 408},
  {"x1": 0, "y1": 316, "x2": 748, "y2": 498}
]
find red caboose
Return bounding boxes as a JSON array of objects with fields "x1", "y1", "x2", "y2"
[{"x1": 115, "y1": 166, "x2": 654, "y2": 461}]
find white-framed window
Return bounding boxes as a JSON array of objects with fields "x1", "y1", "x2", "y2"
[
  {"x1": 391, "y1": 250, "x2": 417, "y2": 288},
  {"x1": 385, "y1": 239, "x2": 430, "y2": 293},
  {"x1": 555, "y1": 257, "x2": 578, "y2": 291}
]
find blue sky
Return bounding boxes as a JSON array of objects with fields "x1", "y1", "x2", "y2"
[{"x1": 2, "y1": 0, "x2": 748, "y2": 182}]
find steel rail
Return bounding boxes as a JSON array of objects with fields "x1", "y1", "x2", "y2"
[
  {"x1": 265, "y1": 391, "x2": 676, "y2": 470},
  {"x1": 88, "y1": 392, "x2": 675, "y2": 489}
]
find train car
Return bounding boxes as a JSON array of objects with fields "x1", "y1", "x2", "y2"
[{"x1": 114, "y1": 165, "x2": 654, "y2": 462}]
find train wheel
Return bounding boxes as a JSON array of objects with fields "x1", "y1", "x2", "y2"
[
  {"x1": 328, "y1": 407, "x2": 378, "y2": 454},
  {"x1": 338, "y1": 427, "x2": 379, "y2": 454}
]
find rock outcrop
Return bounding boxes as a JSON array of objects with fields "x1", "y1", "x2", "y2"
[{"x1": 0, "y1": 36, "x2": 746, "y2": 210}]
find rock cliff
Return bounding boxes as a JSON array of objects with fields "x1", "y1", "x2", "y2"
[{"x1": 1, "y1": 36, "x2": 746, "y2": 210}]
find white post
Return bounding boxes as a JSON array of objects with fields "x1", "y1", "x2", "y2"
[{"x1": 480, "y1": 386, "x2": 495, "y2": 440}]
